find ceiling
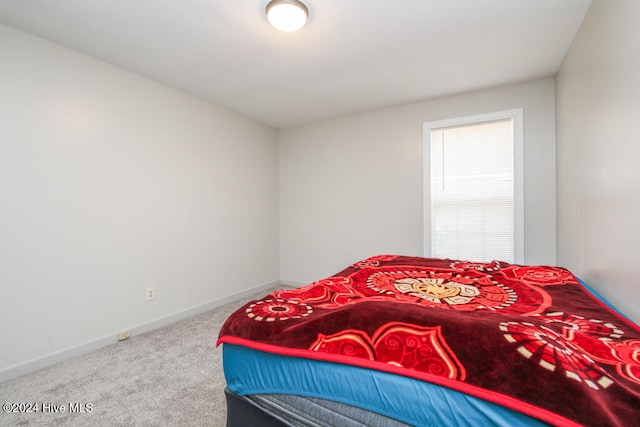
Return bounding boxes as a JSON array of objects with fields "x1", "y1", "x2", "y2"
[{"x1": 0, "y1": 0, "x2": 591, "y2": 128}]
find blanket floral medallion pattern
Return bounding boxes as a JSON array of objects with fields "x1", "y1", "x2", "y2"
[{"x1": 218, "y1": 255, "x2": 640, "y2": 427}]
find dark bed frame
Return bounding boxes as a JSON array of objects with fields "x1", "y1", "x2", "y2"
[{"x1": 225, "y1": 388, "x2": 288, "y2": 427}]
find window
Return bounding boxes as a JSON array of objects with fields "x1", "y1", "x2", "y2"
[{"x1": 423, "y1": 109, "x2": 523, "y2": 263}]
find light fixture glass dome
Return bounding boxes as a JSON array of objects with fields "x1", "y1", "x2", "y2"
[{"x1": 266, "y1": 0, "x2": 309, "y2": 32}]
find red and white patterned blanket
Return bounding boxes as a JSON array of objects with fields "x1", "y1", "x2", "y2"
[{"x1": 218, "y1": 255, "x2": 640, "y2": 426}]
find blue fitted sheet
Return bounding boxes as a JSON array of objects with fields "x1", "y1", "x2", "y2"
[{"x1": 223, "y1": 344, "x2": 549, "y2": 427}]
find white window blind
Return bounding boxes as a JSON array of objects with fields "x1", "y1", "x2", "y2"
[{"x1": 424, "y1": 110, "x2": 523, "y2": 264}]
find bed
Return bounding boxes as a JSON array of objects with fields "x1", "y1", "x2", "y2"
[{"x1": 217, "y1": 255, "x2": 640, "y2": 426}]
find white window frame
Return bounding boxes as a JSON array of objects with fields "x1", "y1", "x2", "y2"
[{"x1": 423, "y1": 109, "x2": 524, "y2": 264}]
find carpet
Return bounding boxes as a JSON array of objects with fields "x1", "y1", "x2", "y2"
[{"x1": 0, "y1": 288, "x2": 277, "y2": 427}]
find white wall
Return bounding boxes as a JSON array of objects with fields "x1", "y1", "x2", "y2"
[
  {"x1": 0, "y1": 24, "x2": 279, "y2": 380},
  {"x1": 280, "y1": 78, "x2": 557, "y2": 284},
  {"x1": 556, "y1": 0, "x2": 640, "y2": 322}
]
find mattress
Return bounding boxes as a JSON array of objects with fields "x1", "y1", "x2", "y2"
[
  {"x1": 218, "y1": 255, "x2": 640, "y2": 426},
  {"x1": 226, "y1": 389, "x2": 412, "y2": 427}
]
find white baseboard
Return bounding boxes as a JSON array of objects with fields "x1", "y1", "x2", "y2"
[
  {"x1": 0, "y1": 331, "x2": 121, "y2": 384},
  {"x1": 279, "y1": 279, "x2": 307, "y2": 288},
  {"x1": 128, "y1": 279, "x2": 281, "y2": 337},
  {"x1": 0, "y1": 279, "x2": 280, "y2": 384}
]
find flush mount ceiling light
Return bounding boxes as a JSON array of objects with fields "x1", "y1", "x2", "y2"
[{"x1": 266, "y1": 0, "x2": 309, "y2": 32}]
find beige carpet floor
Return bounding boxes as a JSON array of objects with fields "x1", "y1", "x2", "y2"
[{"x1": 0, "y1": 288, "x2": 275, "y2": 427}]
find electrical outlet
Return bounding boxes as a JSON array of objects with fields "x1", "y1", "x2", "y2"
[
  {"x1": 118, "y1": 330, "x2": 131, "y2": 341},
  {"x1": 146, "y1": 287, "x2": 156, "y2": 301}
]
